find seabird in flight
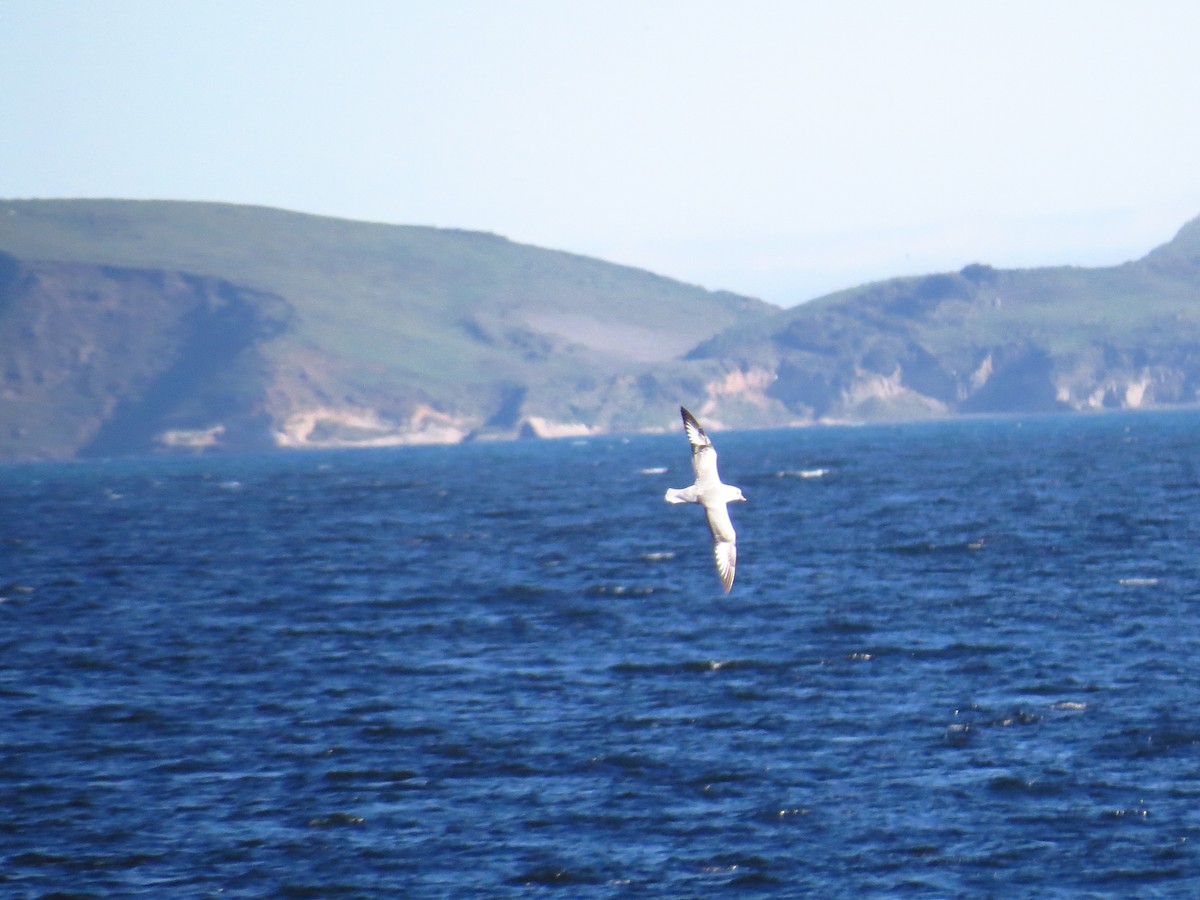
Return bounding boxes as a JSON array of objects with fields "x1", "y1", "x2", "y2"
[{"x1": 664, "y1": 407, "x2": 746, "y2": 592}]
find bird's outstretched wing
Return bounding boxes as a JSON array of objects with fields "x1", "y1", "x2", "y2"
[
  {"x1": 705, "y1": 502, "x2": 737, "y2": 593},
  {"x1": 681, "y1": 407, "x2": 720, "y2": 484}
]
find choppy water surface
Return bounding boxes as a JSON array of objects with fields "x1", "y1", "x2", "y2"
[{"x1": 5, "y1": 412, "x2": 1200, "y2": 896}]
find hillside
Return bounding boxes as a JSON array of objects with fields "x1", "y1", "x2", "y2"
[
  {"x1": 0, "y1": 199, "x2": 773, "y2": 459},
  {"x1": 686, "y1": 215, "x2": 1200, "y2": 424},
  {"x1": 2, "y1": 199, "x2": 1200, "y2": 460}
]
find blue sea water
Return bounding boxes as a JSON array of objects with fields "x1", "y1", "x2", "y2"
[{"x1": 5, "y1": 411, "x2": 1200, "y2": 896}]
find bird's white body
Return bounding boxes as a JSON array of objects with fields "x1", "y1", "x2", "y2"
[{"x1": 665, "y1": 407, "x2": 746, "y2": 592}]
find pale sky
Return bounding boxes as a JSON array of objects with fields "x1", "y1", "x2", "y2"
[{"x1": 4, "y1": 0, "x2": 1200, "y2": 306}]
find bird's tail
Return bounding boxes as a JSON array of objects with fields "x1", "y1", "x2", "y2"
[{"x1": 664, "y1": 486, "x2": 699, "y2": 504}]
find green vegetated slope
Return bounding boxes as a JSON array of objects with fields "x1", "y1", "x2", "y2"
[{"x1": 0, "y1": 199, "x2": 773, "y2": 458}]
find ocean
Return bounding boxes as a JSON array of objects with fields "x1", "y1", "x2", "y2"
[{"x1": 4, "y1": 410, "x2": 1200, "y2": 896}]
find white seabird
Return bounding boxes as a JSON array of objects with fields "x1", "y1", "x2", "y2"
[{"x1": 664, "y1": 406, "x2": 746, "y2": 592}]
